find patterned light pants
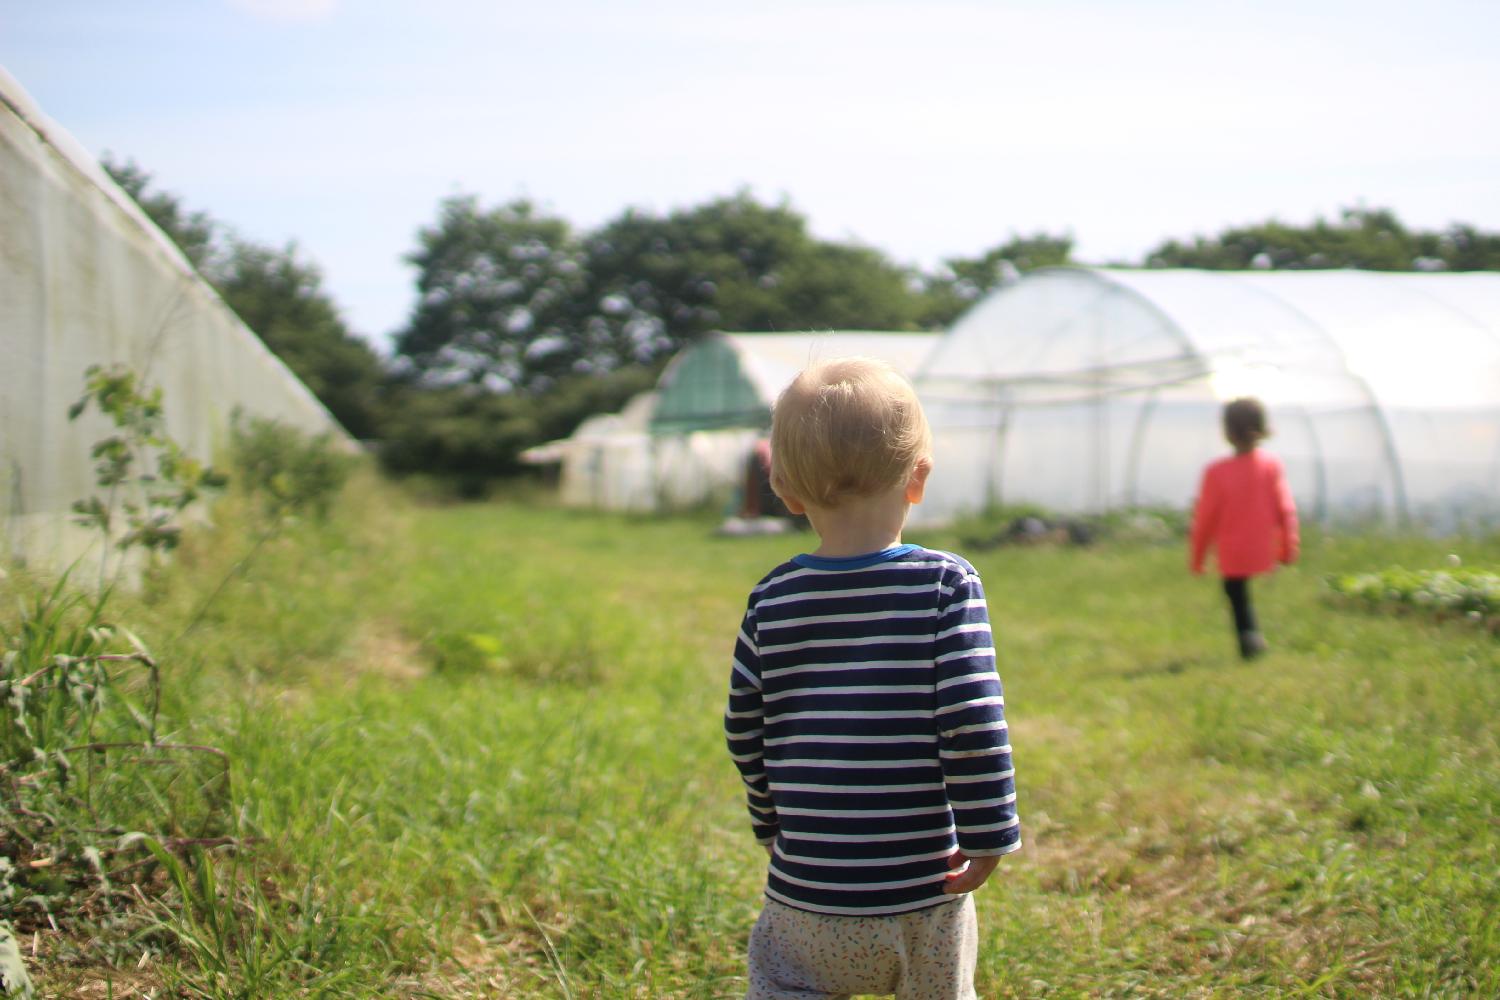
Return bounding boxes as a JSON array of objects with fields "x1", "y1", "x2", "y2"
[{"x1": 746, "y1": 896, "x2": 979, "y2": 1000}]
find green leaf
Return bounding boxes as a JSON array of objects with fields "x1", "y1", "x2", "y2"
[{"x1": 0, "y1": 920, "x2": 34, "y2": 999}]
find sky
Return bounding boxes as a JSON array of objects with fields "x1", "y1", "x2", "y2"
[{"x1": 3, "y1": 0, "x2": 1498, "y2": 351}]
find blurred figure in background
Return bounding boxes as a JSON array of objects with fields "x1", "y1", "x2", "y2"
[
  {"x1": 741, "y1": 439, "x2": 779, "y2": 518},
  {"x1": 1190, "y1": 397, "x2": 1300, "y2": 659}
]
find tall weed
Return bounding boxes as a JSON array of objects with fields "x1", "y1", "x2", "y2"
[
  {"x1": 0, "y1": 569, "x2": 231, "y2": 989},
  {"x1": 142, "y1": 839, "x2": 392, "y2": 999}
]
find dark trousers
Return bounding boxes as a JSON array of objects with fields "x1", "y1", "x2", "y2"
[
  {"x1": 1222, "y1": 576, "x2": 1259, "y2": 643},
  {"x1": 1222, "y1": 577, "x2": 1257, "y2": 634}
]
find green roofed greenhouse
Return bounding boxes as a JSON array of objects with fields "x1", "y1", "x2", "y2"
[{"x1": 524, "y1": 332, "x2": 936, "y2": 512}]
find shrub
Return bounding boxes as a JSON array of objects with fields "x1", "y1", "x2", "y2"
[
  {"x1": 67, "y1": 365, "x2": 227, "y2": 588},
  {"x1": 1326, "y1": 564, "x2": 1500, "y2": 631},
  {"x1": 229, "y1": 413, "x2": 356, "y2": 521},
  {"x1": 0, "y1": 574, "x2": 229, "y2": 943}
]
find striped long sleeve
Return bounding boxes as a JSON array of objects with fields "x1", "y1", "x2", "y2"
[
  {"x1": 934, "y1": 564, "x2": 1019, "y2": 858},
  {"x1": 725, "y1": 608, "x2": 779, "y2": 844},
  {"x1": 722, "y1": 545, "x2": 1021, "y2": 916}
]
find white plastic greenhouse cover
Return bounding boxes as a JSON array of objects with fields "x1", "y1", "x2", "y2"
[
  {"x1": 915, "y1": 267, "x2": 1500, "y2": 528},
  {"x1": 546, "y1": 331, "x2": 938, "y2": 512},
  {"x1": 1, "y1": 66, "x2": 349, "y2": 574},
  {"x1": 717, "y1": 331, "x2": 939, "y2": 406},
  {"x1": 548, "y1": 391, "x2": 663, "y2": 510}
]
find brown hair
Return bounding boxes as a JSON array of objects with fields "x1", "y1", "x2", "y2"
[
  {"x1": 770, "y1": 357, "x2": 932, "y2": 509},
  {"x1": 1223, "y1": 397, "x2": 1270, "y2": 450}
]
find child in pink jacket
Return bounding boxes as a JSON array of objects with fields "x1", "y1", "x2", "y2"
[{"x1": 1190, "y1": 398, "x2": 1300, "y2": 659}]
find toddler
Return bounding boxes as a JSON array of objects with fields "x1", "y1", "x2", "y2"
[
  {"x1": 724, "y1": 357, "x2": 1020, "y2": 1000},
  {"x1": 1189, "y1": 397, "x2": 1300, "y2": 659}
]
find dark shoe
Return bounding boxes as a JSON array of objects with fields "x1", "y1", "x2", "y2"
[{"x1": 1238, "y1": 631, "x2": 1268, "y2": 660}]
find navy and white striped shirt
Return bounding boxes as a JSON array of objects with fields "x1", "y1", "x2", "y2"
[{"x1": 725, "y1": 544, "x2": 1020, "y2": 916}]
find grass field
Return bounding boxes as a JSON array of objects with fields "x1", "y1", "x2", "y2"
[{"x1": 19, "y1": 487, "x2": 1500, "y2": 998}]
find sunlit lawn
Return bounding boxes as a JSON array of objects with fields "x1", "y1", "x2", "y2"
[{"x1": 33, "y1": 495, "x2": 1500, "y2": 998}]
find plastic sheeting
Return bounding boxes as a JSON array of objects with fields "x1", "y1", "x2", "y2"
[
  {"x1": 555, "y1": 392, "x2": 658, "y2": 510},
  {"x1": 542, "y1": 390, "x2": 764, "y2": 512},
  {"x1": 540, "y1": 331, "x2": 939, "y2": 512},
  {"x1": 915, "y1": 267, "x2": 1500, "y2": 528},
  {"x1": 651, "y1": 331, "x2": 937, "y2": 434},
  {"x1": 1, "y1": 67, "x2": 349, "y2": 574}
]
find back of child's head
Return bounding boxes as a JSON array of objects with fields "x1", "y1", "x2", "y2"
[
  {"x1": 1223, "y1": 397, "x2": 1270, "y2": 450},
  {"x1": 770, "y1": 356, "x2": 931, "y2": 509}
]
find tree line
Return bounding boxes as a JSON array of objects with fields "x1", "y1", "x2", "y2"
[{"x1": 105, "y1": 159, "x2": 1500, "y2": 489}]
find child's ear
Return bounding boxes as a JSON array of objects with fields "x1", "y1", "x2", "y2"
[
  {"x1": 905, "y1": 458, "x2": 933, "y2": 504},
  {"x1": 771, "y1": 473, "x2": 807, "y2": 515}
]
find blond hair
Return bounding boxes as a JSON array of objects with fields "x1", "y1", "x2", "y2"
[{"x1": 770, "y1": 357, "x2": 932, "y2": 509}]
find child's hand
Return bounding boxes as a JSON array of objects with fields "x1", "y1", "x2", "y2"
[{"x1": 942, "y1": 850, "x2": 1001, "y2": 894}]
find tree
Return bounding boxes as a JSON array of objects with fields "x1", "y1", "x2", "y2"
[
  {"x1": 582, "y1": 193, "x2": 926, "y2": 363},
  {"x1": 397, "y1": 191, "x2": 932, "y2": 393},
  {"x1": 212, "y1": 241, "x2": 387, "y2": 439},
  {"x1": 102, "y1": 157, "x2": 388, "y2": 438},
  {"x1": 394, "y1": 197, "x2": 589, "y2": 393},
  {"x1": 377, "y1": 364, "x2": 658, "y2": 492},
  {"x1": 1143, "y1": 207, "x2": 1500, "y2": 271},
  {"x1": 103, "y1": 155, "x2": 217, "y2": 271},
  {"x1": 1428, "y1": 224, "x2": 1500, "y2": 271},
  {"x1": 376, "y1": 380, "x2": 539, "y2": 490},
  {"x1": 919, "y1": 233, "x2": 1074, "y2": 326}
]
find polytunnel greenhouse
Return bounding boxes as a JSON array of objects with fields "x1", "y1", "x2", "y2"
[
  {"x1": 649, "y1": 331, "x2": 937, "y2": 434},
  {"x1": 913, "y1": 267, "x2": 1500, "y2": 528},
  {"x1": 533, "y1": 331, "x2": 937, "y2": 511},
  {"x1": 1, "y1": 66, "x2": 346, "y2": 575}
]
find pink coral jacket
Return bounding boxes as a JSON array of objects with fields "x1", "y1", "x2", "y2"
[{"x1": 1190, "y1": 449, "x2": 1300, "y2": 577}]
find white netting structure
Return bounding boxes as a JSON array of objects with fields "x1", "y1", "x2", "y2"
[
  {"x1": 1, "y1": 66, "x2": 349, "y2": 573},
  {"x1": 915, "y1": 267, "x2": 1500, "y2": 528}
]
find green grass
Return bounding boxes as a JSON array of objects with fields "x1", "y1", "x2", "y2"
[{"x1": 16, "y1": 494, "x2": 1500, "y2": 998}]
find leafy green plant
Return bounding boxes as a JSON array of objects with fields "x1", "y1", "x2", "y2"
[
  {"x1": 0, "y1": 573, "x2": 230, "y2": 956},
  {"x1": 68, "y1": 364, "x2": 227, "y2": 589},
  {"x1": 228, "y1": 414, "x2": 354, "y2": 523},
  {"x1": 1326, "y1": 565, "x2": 1499, "y2": 630},
  {"x1": 0, "y1": 920, "x2": 33, "y2": 999},
  {"x1": 424, "y1": 630, "x2": 504, "y2": 676},
  {"x1": 173, "y1": 417, "x2": 357, "y2": 642}
]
